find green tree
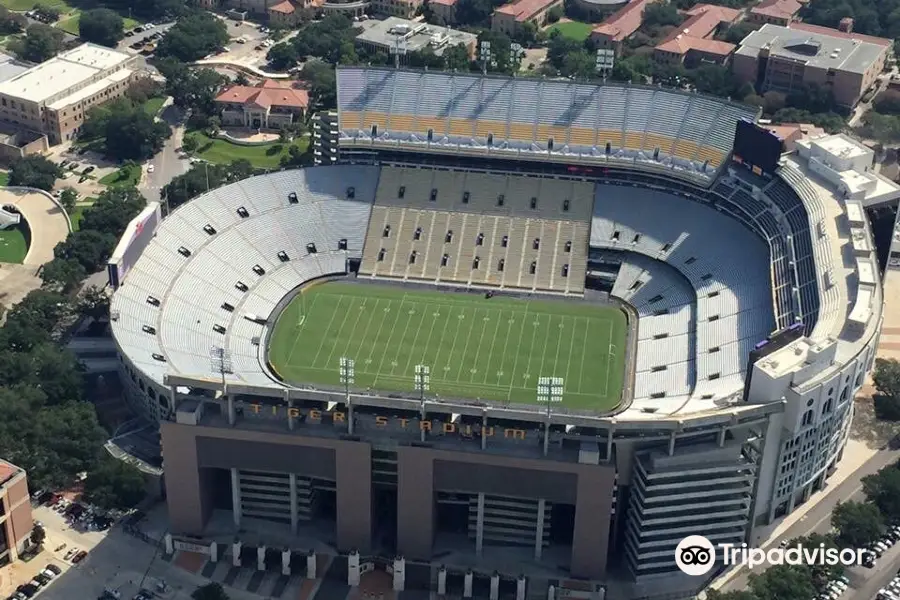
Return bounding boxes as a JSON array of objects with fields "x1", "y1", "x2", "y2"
[
  {"x1": 748, "y1": 564, "x2": 817, "y2": 600},
  {"x1": 182, "y1": 135, "x2": 199, "y2": 153},
  {"x1": 763, "y1": 91, "x2": 787, "y2": 114},
  {"x1": 443, "y1": 43, "x2": 471, "y2": 71},
  {"x1": 455, "y1": 0, "x2": 498, "y2": 26},
  {"x1": 267, "y1": 42, "x2": 300, "y2": 71},
  {"x1": 155, "y1": 11, "x2": 229, "y2": 62},
  {"x1": 832, "y1": 501, "x2": 885, "y2": 548},
  {"x1": 8, "y1": 23, "x2": 64, "y2": 63},
  {"x1": 873, "y1": 358, "x2": 900, "y2": 419},
  {"x1": 547, "y1": 5, "x2": 564, "y2": 22},
  {"x1": 706, "y1": 591, "x2": 758, "y2": 600},
  {"x1": 40, "y1": 258, "x2": 87, "y2": 294},
  {"x1": 721, "y1": 21, "x2": 757, "y2": 44},
  {"x1": 83, "y1": 456, "x2": 146, "y2": 510},
  {"x1": 643, "y1": 2, "x2": 682, "y2": 27},
  {"x1": 688, "y1": 64, "x2": 738, "y2": 98},
  {"x1": 78, "y1": 8, "x2": 125, "y2": 47},
  {"x1": 300, "y1": 60, "x2": 337, "y2": 109},
  {"x1": 59, "y1": 187, "x2": 78, "y2": 212},
  {"x1": 157, "y1": 60, "x2": 227, "y2": 117},
  {"x1": 162, "y1": 160, "x2": 257, "y2": 210},
  {"x1": 33, "y1": 3, "x2": 61, "y2": 21},
  {"x1": 192, "y1": 583, "x2": 229, "y2": 600},
  {"x1": 77, "y1": 286, "x2": 110, "y2": 321},
  {"x1": 102, "y1": 100, "x2": 171, "y2": 160},
  {"x1": 611, "y1": 54, "x2": 652, "y2": 83},
  {"x1": 8, "y1": 155, "x2": 61, "y2": 191},
  {"x1": 863, "y1": 464, "x2": 900, "y2": 523},
  {"x1": 291, "y1": 14, "x2": 359, "y2": 63},
  {"x1": 30, "y1": 524, "x2": 45, "y2": 546},
  {"x1": 0, "y1": 7, "x2": 27, "y2": 35}
]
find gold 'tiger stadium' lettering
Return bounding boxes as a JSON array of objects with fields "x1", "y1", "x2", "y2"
[{"x1": 244, "y1": 403, "x2": 527, "y2": 439}]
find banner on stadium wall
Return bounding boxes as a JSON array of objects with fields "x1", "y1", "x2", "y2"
[{"x1": 107, "y1": 202, "x2": 162, "y2": 289}]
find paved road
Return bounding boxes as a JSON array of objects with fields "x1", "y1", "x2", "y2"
[
  {"x1": 140, "y1": 103, "x2": 190, "y2": 204},
  {"x1": 721, "y1": 447, "x2": 900, "y2": 594}
]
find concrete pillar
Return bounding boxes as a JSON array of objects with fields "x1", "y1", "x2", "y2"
[
  {"x1": 348, "y1": 551, "x2": 361, "y2": 587},
  {"x1": 475, "y1": 493, "x2": 485, "y2": 556},
  {"x1": 605, "y1": 429, "x2": 614, "y2": 463},
  {"x1": 392, "y1": 556, "x2": 405, "y2": 591},
  {"x1": 228, "y1": 394, "x2": 236, "y2": 426},
  {"x1": 668, "y1": 431, "x2": 676, "y2": 456},
  {"x1": 282, "y1": 549, "x2": 291, "y2": 576},
  {"x1": 437, "y1": 567, "x2": 447, "y2": 595},
  {"x1": 718, "y1": 425, "x2": 727, "y2": 447},
  {"x1": 516, "y1": 575, "x2": 526, "y2": 600},
  {"x1": 534, "y1": 499, "x2": 546, "y2": 560},
  {"x1": 548, "y1": 585, "x2": 556, "y2": 600},
  {"x1": 257, "y1": 546, "x2": 266, "y2": 571},
  {"x1": 287, "y1": 394, "x2": 295, "y2": 431},
  {"x1": 481, "y1": 414, "x2": 488, "y2": 450},
  {"x1": 210, "y1": 542, "x2": 218, "y2": 563},
  {"x1": 164, "y1": 533, "x2": 173, "y2": 555},
  {"x1": 289, "y1": 474, "x2": 298, "y2": 534},
  {"x1": 232, "y1": 541, "x2": 242, "y2": 567},
  {"x1": 543, "y1": 420, "x2": 550, "y2": 456},
  {"x1": 231, "y1": 468, "x2": 241, "y2": 528},
  {"x1": 463, "y1": 570, "x2": 473, "y2": 598},
  {"x1": 490, "y1": 572, "x2": 500, "y2": 600},
  {"x1": 306, "y1": 550, "x2": 316, "y2": 579}
]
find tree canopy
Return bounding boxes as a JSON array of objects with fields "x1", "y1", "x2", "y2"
[
  {"x1": 162, "y1": 160, "x2": 257, "y2": 210},
  {"x1": 0, "y1": 7, "x2": 27, "y2": 35},
  {"x1": 832, "y1": 500, "x2": 885, "y2": 548},
  {"x1": 863, "y1": 461, "x2": 900, "y2": 523},
  {"x1": 83, "y1": 455, "x2": 146, "y2": 509},
  {"x1": 78, "y1": 8, "x2": 125, "y2": 48},
  {"x1": 157, "y1": 59, "x2": 227, "y2": 118},
  {"x1": 801, "y1": 0, "x2": 900, "y2": 38},
  {"x1": 97, "y1": 0, "x2": 187, "y2": 21},
  {"x1": 8, "y1": 23, "x2": 64, "y2": 63},
  {"x1": 156, "y1": 11, "x2": 228, "y2": 62},
  {"x1": 192, "y1": 583, "x2": 229, "y2": 600},
  {"x1": 80, "y1": 98, "x2": 171, "y2": 161},
  {"x1": 8, "y1": 155, "x2": 61, "y2": 191}
]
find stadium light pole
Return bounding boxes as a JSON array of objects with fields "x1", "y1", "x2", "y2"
[
  {"x1": 211, "y1": 346, "x2": 234, "y2": 424},
  {"x1": 340, "y1": 357, "x2": 355, "y2": 435},
  {"x1": 414, "y1": 365, "x2": 430, "y2": 442},
  {"x1": 537, "y1": 377, "x2": 563, "y2": 456}
]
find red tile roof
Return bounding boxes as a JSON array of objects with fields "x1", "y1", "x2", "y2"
[
  {"x1": 590, "y1": 0, "x2": 655, "y2": 42},
  {"x1": 269, "y1": 0, "x2": 296, "y2": 12},
  {"x1": 750, "y1": 0, "x2": 802, "y2": 21},
  {"x1": 656, "y1": 35, "x2": 735, "y2": 56},
  {"x1": 654, "y1": 4, "x2": 739, "y2": 55},
  {"x1": 215, "y1": 79, "x2": 309, "y2": 110},
  {"x1": 787, "y1": 21, "x2": 892, "y2": 47},
  {"x1": 495, "y1": 0, "x2": 559, "y2": 21}
]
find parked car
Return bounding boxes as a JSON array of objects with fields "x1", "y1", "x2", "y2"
[
  {"x1": 72, "y1": 550, "x2": 88, "y2": 563},
  {"x1": 43, "y1": 564, "x2": 61, "y2": 576},
  {"x1": 64, "y1": 548, "x2": 77, "y2": 561},
  {"x1": 82, "y1": 165, "x2": 95, "y2": 174}
]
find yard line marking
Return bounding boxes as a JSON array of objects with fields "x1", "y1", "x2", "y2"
[
  {"x1": 562, "y1": 316, "x2": 580, "y2": 394},
  {"x1": 577, "y1": 318, "x2": 590, "y2": 394},
  {"x1": 373, "y1": 295, "x2": 407, "y2": 387},
  {"x1": 390, "y1": 299, "x2": 423, "y2": 376},
  {"x1": 285, "y1": 292, "x2": 321, "y2": 366},
  {"x1": 352, "y1": 298, "x2": 381, "y2": 360},
  {"x1": 534, "y1": 314, "x2": 552, "y2": 389},
  {"x1": 468, "y1": 308, "x2": 497, "y2": 384},
  {"x1": 338, "y1": 294, "x2": 371, "y2": 362},
  {"x1": 309, "y1": 295, "x2": 344, "y2": 368},
  {"x1": 550, "y1": 314, "x2": 566, "y2": 395},
  {"x1": 323, "y1": 295, "x2": 361, "y2": 369},
  {"x1": 430, "y1": 304, "x2": 455, "y2": 374},
  {"x1": 603, "y1": 319, "x2": 613, "y2": 398},
  {"x1": 481, "y1": 308, "x2": 505, "y2": 386},
  {"x1": 441, "y1": 306, "x2": 466, "y2": 382},
  {"x1": 506, "y1": 302, "x2": 530, "y2": 401},
  {"x1": 363, "y1": 296, "x2": 395, "y2": 370},
  {"x1": 406, "y1": 302, "x2": 438, "y2": 375},
  {"x1": 453, "y1": 306, "x2": 480, "y2": 383}
]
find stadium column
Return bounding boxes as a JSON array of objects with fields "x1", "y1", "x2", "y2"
[
  {"x1": 534, "y1": 498, "x2": 546, "y2": 560},
  {"x1": 335, "y1": 444, "x2": 372, "y2": 552},
  {"x1": 570, "y1": 468, "x2": 614, "y2": 579},
  {"x1": 289, "y1": 473, "x2": 298, "y2": 533},
  {"x1": 231, "y1": 468, "x2": 242, "y2": 528},
  {"x1": 396, "y1": 447, "x2": 435, "y2": 560},
  {"x1": 475, "y1": 493, "x2": 485, "y2": 556}
]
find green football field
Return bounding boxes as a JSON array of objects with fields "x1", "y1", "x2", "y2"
[{"x1": 267, "y1": 282, "x2": 627, "y2": 410}]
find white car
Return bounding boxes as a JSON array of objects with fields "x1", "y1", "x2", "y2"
[{"x1": 147, "y1": 164, "x2": 155, "y2": 173}]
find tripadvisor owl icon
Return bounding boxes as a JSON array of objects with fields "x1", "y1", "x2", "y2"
[{"x1": 675, "y1": 535, "x2": 716, "y2": 576}]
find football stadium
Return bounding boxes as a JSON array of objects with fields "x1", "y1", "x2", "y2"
[{"x1": 108, "y1": 66, "x2": 889, "y2": 599}]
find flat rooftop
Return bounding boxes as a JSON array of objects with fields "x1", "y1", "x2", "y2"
[
  {"x1": 736, "y1": 23, "x2": 886, "y2": 75},
  {"x1": 0, "y1": 43, "x2": 132, "y2": 104},
  {"x1": 814, "y1": 134, "x2": 870, "y2": 160},
  {"x1": 355, "y1": 17, "x2": 476, "y2": 55},
  {"x1": 0, "y1": 52, "x2": 30, "y2": 85},
  {"x1": 0, "y1": 459, "x2": 19, "y2": 487}
]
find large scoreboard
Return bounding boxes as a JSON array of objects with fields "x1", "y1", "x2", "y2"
[{"x1": 732, "y1": 119, "x2": 784, "y2": 176}]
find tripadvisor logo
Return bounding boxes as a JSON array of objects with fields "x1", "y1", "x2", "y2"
[{"x1": 675, "y1": 535, "x2": 868, "y2": 575}]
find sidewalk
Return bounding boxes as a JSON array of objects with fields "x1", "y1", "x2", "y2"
[{"x1": 709, "y1": 435, "x2": 877, "y2": 590}]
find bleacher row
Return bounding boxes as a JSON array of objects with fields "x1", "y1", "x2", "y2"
[
  {"x1": 110, "y1": 166, "x2": 381, "y2": 387},
  {"x1": 337, "y1": 67, "x2": 758, "y2": 173},
  {"x1": 593, "y1": 184, "x2": 775, "y2": 408},
  {"x1": 711, "y1": 164, "x2": 832, "y2": 338},
  {"x1": 358, "y1": 167, "x2": 592, "y2": 293}
]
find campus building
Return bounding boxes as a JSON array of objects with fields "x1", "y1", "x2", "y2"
[
  {"x1": 355, "y1": 18, "x2": 476, "y2": 58},
  {"x1": 491, "y1": 0, "x2": 564, "y2": 36},
  {"x1": 733, "y1": 23, "x2": 890, "y2": 108},
  {"x1": 0, "y1": 460, "x2": 32, "y2": 567},
  {"x1": 0, "y1": 43, "x2": 137, "y2": 146},
  {"x1": 589, "y1": 0, "x2": 654, "y2": 55},
  {"x1": 653, "y1": 4, "x2": 740, "y2": 65},
  {"x1": 214, "y1": 79, "x2": 309, "y2": 131}
]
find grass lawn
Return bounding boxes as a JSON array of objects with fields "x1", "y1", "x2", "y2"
[
  {"x1": 268, "y1": 281, "x2": 628, "y2": 409},
  {"x1": 56, "y1": 13, "x2": 79, "y2": 35},
  {"x1": 142, "y1": 96, "x2": 165, "y2": 117},
  {"x1": 70, "y1": 204, "x2": 91, "y2": 232},
  {"x1": 99, "y1": 164, "x2": 141, "y2": 187},
  {"x1": 546, "y1": 20, "x2": 593, "y2": 41},
  {"x1": 0, "y1": 0, "x2": 68, "y2": 10},
  {"x1": 0, "y1": 223, "x2": 28, "y2": 263},
  {"x1": 186, "y1": 131, "x2": 308, "y2": 170},
  {"x1": 0, "y1": 171, "x2": 8, "y2": 186}
]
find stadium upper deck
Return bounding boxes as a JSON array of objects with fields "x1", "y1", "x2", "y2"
[{"x1": 335, "y1": 66, "x2": 758, "y2": 182}]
